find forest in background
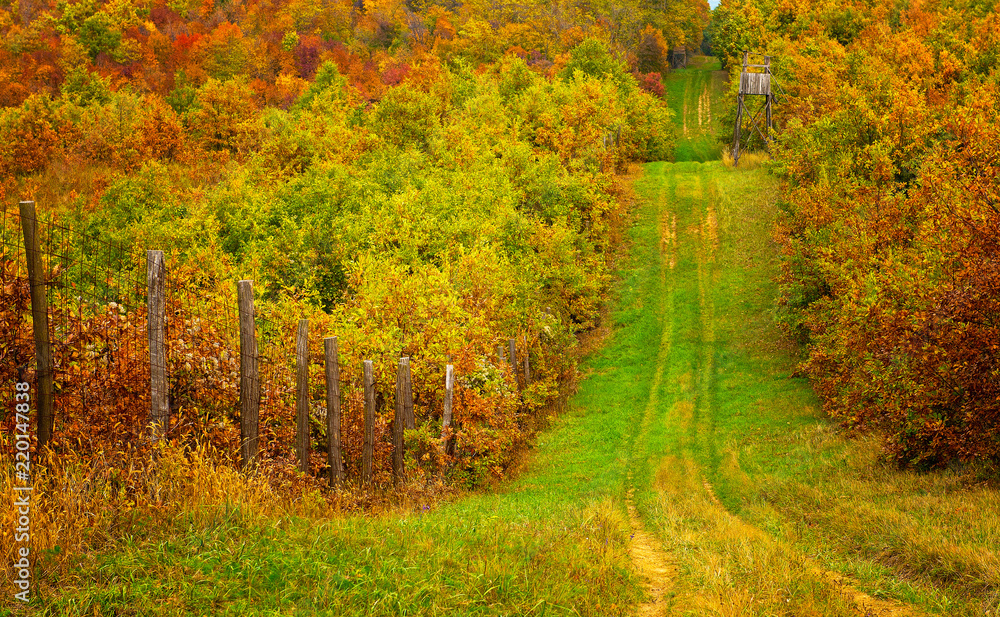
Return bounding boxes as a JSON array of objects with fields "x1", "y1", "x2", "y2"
[{"x1": 712, "y1": 0, "x2": 1000, "y2": 467}]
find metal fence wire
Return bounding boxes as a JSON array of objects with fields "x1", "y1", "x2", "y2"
[{"x1": 0, "y1": 204, "x2": 291, "y2": 465}]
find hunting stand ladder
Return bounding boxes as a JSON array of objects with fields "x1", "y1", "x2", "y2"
[
  {"x1": 731, "y1": 50, "x2": 776, "y2": 166},
  {"x1": 671, "y1": 46, "x2": 687, "y2": 69}
]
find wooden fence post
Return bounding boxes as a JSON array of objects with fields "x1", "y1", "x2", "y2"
[
  {"x1": 324, "y1": 337, "x2": 343, "y2": 485},
  {"x1": 19, "y1": 201, "x2": 53, "y2": 451},
  {"x1": 147, "y1": 250, "x2": 168, "y2": 440},
  {"x1": 523, "y1": 335, "x2": 531, "y2": 385},
  {"x1": 238, "y1": 280, "x2": 260, "y2": 469},
  {"x1": 497, "y1": 344, "x2": 505, "y2": 366},
  {"x1": 295, "y1": 319, "x2": 309, "y2": 473},
  {"x1": 362, "y1": 360, "x2": 375, "y2": 484},
  {"x1": 393, "y1": 358, "x2": 406, "y2": 484},
  {"x1": 393, "y1": 356, "x2": 415, "y2": 486},
  {"x1": 401, "y1": 357, "x2": 414, "y2": 430},
  {"x1": 442, "y1": 364, "x2": 454, "y2": 456},
  {"x1": 508, "y1": 338, "x2": 517, "y2": 386}
]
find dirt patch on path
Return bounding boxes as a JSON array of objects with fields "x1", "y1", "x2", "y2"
[{"x1": 625, "y1": 485, "x2": 677, "y2": 616}]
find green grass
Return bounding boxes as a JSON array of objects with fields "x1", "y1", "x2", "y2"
[
  {"x1": 26, "y1": 473, "x2": 642, "y2": 614},
  {"x1": 664, "y1": 56, "x2": 727, "y2": 163},
  {"x1": 626, "y1": 160, "x2": 863, "y2": 615}
]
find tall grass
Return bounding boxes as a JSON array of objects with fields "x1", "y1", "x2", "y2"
[
  {"x1": 0, "y1": 441, "x2": 329, "y2": 599},
  {"x1": 720, "y1": 148, "x2": 770, "y2": 169}
]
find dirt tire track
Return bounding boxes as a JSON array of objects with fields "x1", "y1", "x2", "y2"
[
  {"x1": 625, "y1": 484, "x2": 678, "y2": 616},
  {"x1": 654, "y1": 157, "x2": 925, "y2": 617},
  {"x1": 623, "y1": 169, "x2": 679, "y2": 616}
]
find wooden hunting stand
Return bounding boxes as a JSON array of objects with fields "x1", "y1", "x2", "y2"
[
  {"x1": 671, "y1": 47, "x2": 687, "y2": 69},
  {"x1": 731, "y1": 50, "x2": 775, "y2": 166}
]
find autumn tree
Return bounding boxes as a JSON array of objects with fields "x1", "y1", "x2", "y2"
[
  {"x1": 709, "y1": 0, "x2": 766, "y2": 69},
  {"x1": 186, "y1": 77, "x2": 261, "y2": 153},
  {"x1": 636, "y1": 24, "x2": 667, "y2": 73}
]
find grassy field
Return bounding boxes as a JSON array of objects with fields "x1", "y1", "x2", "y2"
[{"x1": 7, "y1": 58, "x2": 999, "y2": 616}]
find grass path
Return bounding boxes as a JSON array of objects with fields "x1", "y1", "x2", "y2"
[
  {"x1": 627, "y1": 59, "x2": 997, "y2": 617},
  {"x1": 621, "y1": 168, "x2": 678, "y2": 615},
  {"x1": 629, "y1": 157, "x2": 921, "y2": 616},
  {"x1": 23, "y1": 58, "x2": 1000, "y2": 617}
]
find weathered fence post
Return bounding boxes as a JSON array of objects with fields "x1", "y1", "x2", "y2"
[
  {"x1": 442, "y1": 363, "x2": 454, "y2": 456},
  {"x1": 324, "y1": 337, "x2": 343, "y2": 485},
  {"x1": 363, "y1": 360, "x2": 375, "y2": 484},
  {"x1": 523, "y1": 335, "x2": 531, "y2": 385},
  {"x1": 401, "y1": 357, "x2": 414, "y2": 430},
  {"x1": 392, "y1": 356, "x2": 415, "y2": 486},
  {"x1": 147, "y1": 250, "x2": 168, "y2": 440},
  {"x1": 497, "y1": 344, "x2": 505, "y2": 366},
  {"x1": 393, "y1": 358, "x2": 406, "y2": 484},
  {"x1": 508, "y1": 338, "x2": 517, "y2": 386},
  {"x1": 238, "y1": 280, "x2": 260, "y2": 469},
  {"x1": 295, "y1": 319, "x2": 309, "y2": 473},
  {"x1": 19, "y1": 201, "x2": 53, "y2": 451}
]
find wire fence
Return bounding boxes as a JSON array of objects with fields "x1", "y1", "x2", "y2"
[
  {"x1": 0, "y1": 204, "x2": 293, "y2": 467},
  {"x1": 1, "y1": 203, "x2": 558, "y2": 490}
]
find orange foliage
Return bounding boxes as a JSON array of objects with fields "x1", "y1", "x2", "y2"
[{"x1": 719, "y1": 0, "x2": 1000, "y2": 465}]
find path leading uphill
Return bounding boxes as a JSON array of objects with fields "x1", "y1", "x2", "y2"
[
  {"x1": 40, "y1": 57, "x2": 987, "y2": 617},
  {"x1": 612, "y1": 57, "x2": 924, "y2": 616}
]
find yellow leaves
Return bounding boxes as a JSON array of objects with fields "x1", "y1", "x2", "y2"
[
  {"x1": 935, "y1": 49, "x2": 964, "y2": 87},
  {"x1": 275, "y1": 73, "x2": 307, "y2": 103},
  {"x1": 101, "y1": 0, "x2": 150, "y2": 30},
  {"x1": 456, "y1": 18, "x2": 502, "y2": 64},
  {"x1": 186, "y1": 77, "x2": 260, "y2": 154}
]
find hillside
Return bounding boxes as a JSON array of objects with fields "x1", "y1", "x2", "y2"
[{"x1": 6, "y1": 56, "x2": 996, "y2": 616}]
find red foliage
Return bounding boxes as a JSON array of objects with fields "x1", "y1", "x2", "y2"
[
  {"x1": 636, "y1": 71, "x2": 664, "y2": 97},
  {"x1": 294, "y1": 35, "x2": 323, "y2": 79},
  {"x1": 174, "y1": 32, "x2": 201, "y2": 53},
  {"x1": 381, "y1": 62, "x2": 410, "y2": 86}
]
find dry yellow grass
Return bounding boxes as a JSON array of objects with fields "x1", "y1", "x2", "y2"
[
  {"x1": 648, "y1": 455, "x2": 859, "y2": 617},
  {"x1": 738, "y1": 428, "x2": 1000, "y2": 613},
  {"x1": 721, "y1": 149, "x2": 770, "y2": 169},
  {"x1": 0, "y1": 439, "x2": 334, "y2": 600}
]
